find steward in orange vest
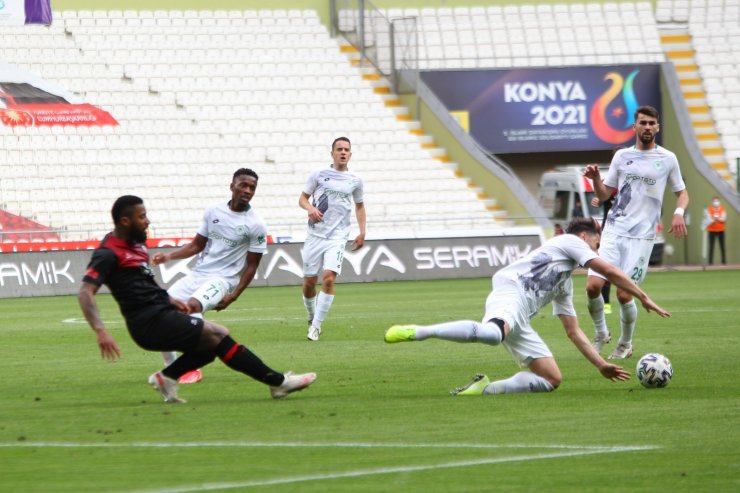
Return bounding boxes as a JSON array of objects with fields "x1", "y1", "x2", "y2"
[{"x1": 706, "y1": 197, "x2": 726, "y2": 265}]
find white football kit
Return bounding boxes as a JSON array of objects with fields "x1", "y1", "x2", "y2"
[
  {"x1": 302, "y1": 167, "x2": 364, "y2": 276},
  {"x1": 589, "y1": 145, "x2": 686, "y2": 283},
  {"x1": 483, "y1": 234, "x2": 598, "y2": 366},
  {"x1": 168, "y1": 201, "x2": 267, "y2": 311}
]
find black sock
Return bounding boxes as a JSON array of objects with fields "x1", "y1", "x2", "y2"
[
  {"x1": 162, "y1": 351, "x2": 216, "y2": 381},
  {"x1": 215, "y1": 335, "x2": 284, "y2": 386},
  {"x1": 601, "y1": 282, "x2": 611, "y2": 303}
]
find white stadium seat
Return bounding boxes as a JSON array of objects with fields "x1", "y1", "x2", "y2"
[{"x1": 0, "y1": 8, "x2": 510, "y2": 240}]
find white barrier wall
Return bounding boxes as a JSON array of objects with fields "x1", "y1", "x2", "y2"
[{"x1": 0, "y1": 229, "x2": 543, "y2": 298}]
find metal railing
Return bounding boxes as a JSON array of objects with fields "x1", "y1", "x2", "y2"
[{"x1": 331, "y1": 0, "x2": 418, "y2": 93}]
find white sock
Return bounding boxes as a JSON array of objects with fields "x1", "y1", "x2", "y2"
[
  {"x1": 415, "y1": 320, "x2": 503, "y2": 346},
  {"x1": 313, "y1": 292, "x2": 334, "y2": 328},
  {"x1": 303, "y1": 295, "x2": 316, "y2": 322},
  {"x1": 162, "y1": 351, "x2": 178, "y2": 366},
  {"x1": 587, "y1": 295, "x2": 609, "y2": 335},
  {"x1": 619, "y1": 300, "x2": 638, "y2": 345},
  {"x1": 486, "y1": 371, "x2": 555, "y2": 394}
]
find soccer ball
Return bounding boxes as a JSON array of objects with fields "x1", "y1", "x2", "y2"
[{"x1": 636, "y1": 353, "x2": 673, "y2": 388}]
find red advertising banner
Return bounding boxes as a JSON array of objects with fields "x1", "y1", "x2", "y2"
[
  {"x1": 0, "y1": 236, "x2": 277, "y2": 253},
  {"x1": 0, "y1": 103, "x2": 118, "y2": 127},
  {"x1": 0, "y1": 238, "x2": 194, "y2": 254},
  {"x1": 0, "y1": 62, "x2": 118, "y2": 127}
]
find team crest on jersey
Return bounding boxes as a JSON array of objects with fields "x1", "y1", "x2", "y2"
[
  {"x1": 139, "y1": 262, "x2": 155, "y2": 278},
  {"x1": 236, "y1": 225, "x2": 247, "y2": 236},
  {"x1": 654, "y1": 160, "x2": 663, "y2": 170},
  {"x1": 258, "y1": 234, "x2": 265, "y2": 244}
]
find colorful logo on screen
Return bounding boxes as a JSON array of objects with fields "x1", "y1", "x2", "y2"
[{"x1": 590, "y1": 70, "x2": 640, "y2": 144}]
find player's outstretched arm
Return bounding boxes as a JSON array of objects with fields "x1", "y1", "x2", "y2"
[
  {"x1": 559, "y1": 314, "x2": 630, "y2": 381},
  {"x1": 599, "y1": 363, "x2": 631, "y2": 382},
  {"x1": 585, "y1": 257, "x2": 670, "y2": 318},
  {"x1": 152, "y1": 234, "x2": 208, "y2": 265},
  {"x1": 78, "y1": 282, "x2": 121, "y2": 361}
]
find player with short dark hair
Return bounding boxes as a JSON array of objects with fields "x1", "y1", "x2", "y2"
[
  {"x1": 584, "y1": 105, "x2": 689, "y2": 359},
  {"x1": 384, "y1": 217, "x2": 670, "y2": 396},
  {"x1": 299, "y1": 136, "x2": 366, "y2": 341},
  {"x1": 78, "y1": 195, "x2": 316, "y2": 403},
  {"x1": 152, "y1": 168, "x2": 267, "y2": 384}
]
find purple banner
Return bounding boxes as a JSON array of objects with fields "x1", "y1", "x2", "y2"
[
  {"x1": 421, "y1": 65, "x2": 661, "y2": 153},
  {"x1": 25, "y1": 0, "x2": 52, "y2": 25},
  {"x1": 0, "y1": 0, "x2": 51, "y2": 25}
]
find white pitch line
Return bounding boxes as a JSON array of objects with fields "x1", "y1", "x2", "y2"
[
  {"x1": 121, "y1": 446, "x2": 655, "y2": 493},
  {"x1": 0, "y1": 441, "x2": 656, "y2": 451}
]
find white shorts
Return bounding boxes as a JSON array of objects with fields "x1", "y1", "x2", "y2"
[
  {"x1": 168, "y1": 273, "x2": 232, "y2": 313},
  {"x1": 482, "y1": 277, "x2": 553, "y2": 368},
  {"x1": 588, "y1": 230, "x2": 654, "y2": 285},
  {"x1": 302, "y1": 235, "x2": 347, "y2": 277}
]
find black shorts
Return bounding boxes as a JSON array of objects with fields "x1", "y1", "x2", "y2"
[{"x1": 126, "y1": 308, "x2": 204, "y2": 353}]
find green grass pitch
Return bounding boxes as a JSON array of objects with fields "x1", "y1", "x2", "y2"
[{"x1": 1, "y1": 270, "x2": 738, "y2": 492}]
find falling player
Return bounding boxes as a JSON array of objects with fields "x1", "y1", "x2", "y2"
[{"x1": 384, "y1": 218, "x2": 670, "y2": 396}]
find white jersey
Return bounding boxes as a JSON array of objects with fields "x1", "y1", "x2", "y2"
[
  {"x1": 304, "y1": 166, "x2": 364, "y2": 240},
  {"x1": 603, "y1": 145, "x2": 686, "y2": 240},
  {"x1": 493, "y1": 234, "x2": 598, "y2": 320},
  {"x1": 191, "y1": 201, "x2": 268, "y2": 284}
]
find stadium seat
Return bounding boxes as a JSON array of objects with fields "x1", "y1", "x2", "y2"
[{"x1": 10, "y1": 4, "x2": 707, "y2": 241}]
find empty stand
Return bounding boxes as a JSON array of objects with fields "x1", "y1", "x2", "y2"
[
  {"x1": 657, "y1": 0, "x2": 740, "y2": 184},
  {"x1": 382, "y1": 2, "x2": 665, "y2": 70},
  {"x1": 0, "y1": 9, "x2": 498, "y2": 241}
]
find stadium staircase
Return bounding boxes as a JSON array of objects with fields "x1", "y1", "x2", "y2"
[
  {"x1": 656, "y1": 0, "x2": 740, "y2": 190},
  {"x1": 340, "y1": 40, "x2": 508, "y2": 222},
  {"x1": 660, "y1": 29, "x2": 735, "y2": 188}
]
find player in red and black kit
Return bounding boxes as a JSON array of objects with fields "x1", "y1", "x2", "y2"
[{"x1": 78, "y1": 195, "x2": 316, "y2": 403}]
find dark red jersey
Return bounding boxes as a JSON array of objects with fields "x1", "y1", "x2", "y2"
[{"x1": 82, "y1": 233, "x2": 172, "y2": 324}]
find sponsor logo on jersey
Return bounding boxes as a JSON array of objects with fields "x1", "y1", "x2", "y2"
[{"x1": 625, "y1": 173, "x2": 656, "y2": 185}]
